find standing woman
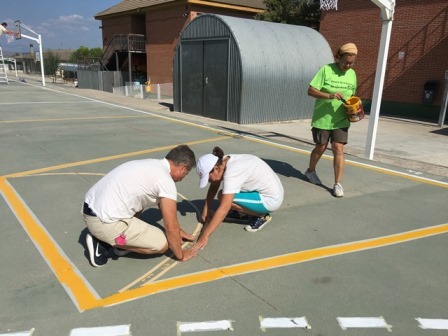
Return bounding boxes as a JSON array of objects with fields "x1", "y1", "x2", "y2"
[
  {"x1": 193, "y1": 147, "x2": 284, "y2": 250},
  {"x1": 304, "y1": 43, "x2": 359, "y2": 198}
]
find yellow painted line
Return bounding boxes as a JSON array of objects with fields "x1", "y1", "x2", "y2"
[
  {"x1": 97, "y1": 223, "x2": 448, "y2": 308},
  {"x1": 14, "y1": 172, "x2": 106, "y2": 177},
  {"x1": 4, "y1": 136, "x2": 229, "y2": 179},
  {"x1": 0, "y1": 177, "x2": 99, "y2": 311},
  {"x1": 0, "y1": 115, "x2": 147, "y2": 124}
]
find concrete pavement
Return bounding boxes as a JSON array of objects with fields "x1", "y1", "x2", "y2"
[
  {"x1": 34, "y1": 76, "x2": 448, "y2": 177},
  {"x1": 26, "y1": 73, "x2": 448, "y2": 178},
  {"x1": 1, "y1": 76, "x2": 448, "y2": 335},
  {"x1": 245, "y1": 116, "x2": 448, "y2": 178}
]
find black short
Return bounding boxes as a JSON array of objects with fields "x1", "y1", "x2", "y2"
[{"x1": 312, "y1": 127, "x2": 348, "y2": 145}]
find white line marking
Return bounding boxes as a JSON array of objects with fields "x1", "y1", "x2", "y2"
[
  {"x1": 0, "y1": 329, "x2": 35, "y2": 336},
  {"x1": 259, "y1": 316, "x2": 311, "y2": 330},
  {"x1": 407, "y1": 170, "x2": 423, "y2": 175},
  {"x1": 0, "y1": 101, "x2": 93, "y2": 105},
  {"x1": 70, "y1": 325, "x2": 131, "y2": 336},
  {"x1": 177, "y1": 320, "x2": 233, "y2": 334},
  {"x1": 416, "y1": 318, "x2": 448, "y2": 330},
  {"x1": 337, "y1": 317, "x2": 392, "y2": 331}
]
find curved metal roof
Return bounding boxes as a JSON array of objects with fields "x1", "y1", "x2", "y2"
[
  {"x1": 176, "y1": 14, "x2": 334, "y2": 123},
  {"x1": 220, "y1": 15, "x2": 331, "y2": 73}
]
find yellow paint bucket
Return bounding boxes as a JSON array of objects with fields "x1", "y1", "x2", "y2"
[{"x1": 343, "y1": 96, "x2": 364, "y2": 122}]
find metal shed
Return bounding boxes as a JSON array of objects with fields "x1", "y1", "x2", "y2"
[{"x1": 173, "y1": 14, "x2": 333, "y2": 124}]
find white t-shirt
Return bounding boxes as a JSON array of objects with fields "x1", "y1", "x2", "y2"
[
  {"x1": 85, "y1": 158, "x2": 177, "y2": 223},
  {"x1": 222, "y1": 154, "x2": 284, "y2": 211}
]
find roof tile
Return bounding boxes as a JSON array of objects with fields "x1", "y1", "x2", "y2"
[{"x1": 95, "y1": 0, "x2": 264, "y2": 18}]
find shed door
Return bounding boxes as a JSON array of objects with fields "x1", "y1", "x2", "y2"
[
  {"x1": 180, "y1": 41, "x2": 203, "y2": 115},
  {"x1": 203, "y1": 40, "x2": 228, "y2": 121},
  {"x1": 180, "y1": 40, "x2": 228, "y2": 120}
]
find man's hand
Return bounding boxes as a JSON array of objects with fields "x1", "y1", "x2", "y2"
[{"x1": 180, "y1": 248, "x2": 197, "y2": 262}]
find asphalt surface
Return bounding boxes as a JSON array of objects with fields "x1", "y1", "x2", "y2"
[{"x1": 0, "y1": 76, "x2": 447, "y2": 336}]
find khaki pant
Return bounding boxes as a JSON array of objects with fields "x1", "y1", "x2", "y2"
[{"x1": 83, "y1": 214, "x2": 167, "y2": 251}]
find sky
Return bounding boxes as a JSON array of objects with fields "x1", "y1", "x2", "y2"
[{"x1": 1, "y1": 0, "x2": 120, "y2": 54}]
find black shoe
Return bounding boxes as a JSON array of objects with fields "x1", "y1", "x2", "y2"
[
  {"x1": 244, "y1": 214, "x2": 272, "y2": 232},
  {"x1": 86, "y1": 233, "x2": 112, "y2": 267},
  {"x1": 224, "y1": 210, "x2": 250, "y2": 223}
]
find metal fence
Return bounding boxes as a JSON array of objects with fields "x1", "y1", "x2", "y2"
[{"x1": 112, "y1": 82, "x2": 173, "y2": 101}]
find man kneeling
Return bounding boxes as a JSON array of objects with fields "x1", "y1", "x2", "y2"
[{"x1": 82, "y1": 145, "x2": 197, "y2": 267}]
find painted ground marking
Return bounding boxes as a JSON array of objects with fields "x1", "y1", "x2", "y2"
[
  {"x1": 0, "y1": 329, "x2": 35, "y2": 336},
  {"x1": 69, "y1": 325, "x2": 131, "y2": 336},
  {"x1": 4, "y1": 136, "x2": 229, "y2": 179},
  {"x1": 259, "y1": 316, "x2": 311, "y2": 330},
  {"x1": 337, "y1": 317, "x2": 392, "y2": 331},
  {"x1": 416, "y1": 318, "x2": 448, "y2": 330},
  {"x1": 5, "y1": 167, "x2": 447, "y2": 310},
  {"x1": 2, "y1": 85, "x2": 448, "y2": 311},
  {"x1": 0, "y1": 115, "x2": 147, "y2": 124},
  {"x1": 177, "y1": 320, "x2": 233, "y2": 335}
]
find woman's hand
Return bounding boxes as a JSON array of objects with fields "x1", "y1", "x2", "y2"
[
  {"x1": 192, "y1": 235, "x2": 208, "y2": 251},
  {"x1": 180, "y1": 229, "x2": 196, "y2": 242},
  {"x1": 330, "y1": 92, "x2": 344, "y2": 100},
  {"x1": 200, "y1": 208, "x2": 214, "y2": 224}
]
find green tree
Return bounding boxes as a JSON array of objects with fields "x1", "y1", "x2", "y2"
[
  {"x1": 69, "y1": 46, "x2": 90, "y2": 63},
  {"x1": 89, "y1": 47, "x2": 103, "y2": 59},
  {"x1": 255, "y1": 0, "x2": 321, "y2": 29},
  {"x1": 45, "y1": 51, "x2": 61, "y2": 82},
  {"x1": 69, "y1": 46, "x2": 104, "y2": 66}
]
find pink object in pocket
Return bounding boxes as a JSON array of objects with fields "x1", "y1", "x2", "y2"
[{"x1": 115, "y1": 233, "x2": 127, "y2": 246}]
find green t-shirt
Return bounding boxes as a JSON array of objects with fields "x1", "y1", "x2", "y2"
[{"x1": 309, "y1": 63, "x2": 357, "y2": 130}]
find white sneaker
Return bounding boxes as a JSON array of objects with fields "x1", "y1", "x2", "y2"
[
  {"x1": 305, "y1": 169, "x2": 322, "y2": 185},
  {"x1": 333, "y1": 183, "x2": 344, "y2": 197}
]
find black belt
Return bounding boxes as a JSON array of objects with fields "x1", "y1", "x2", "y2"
[{"x1": 83, "y1": 202, "x2": 96, "y2": 217}]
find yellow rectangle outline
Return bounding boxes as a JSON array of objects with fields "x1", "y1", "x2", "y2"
[{"x1": 2, "y1": 130, "x2": 447, "y2": 311}]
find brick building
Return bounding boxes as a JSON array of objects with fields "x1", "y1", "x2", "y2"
[
  {"x1": 94, "y1": 0, "x2": 264, "y2": 84},
  {"x1": 319, "y1": 0, "x2": 448, "y2": 120},
  {"x1": 95, "y1": 0, "x2": 447, "y2": 121}
]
